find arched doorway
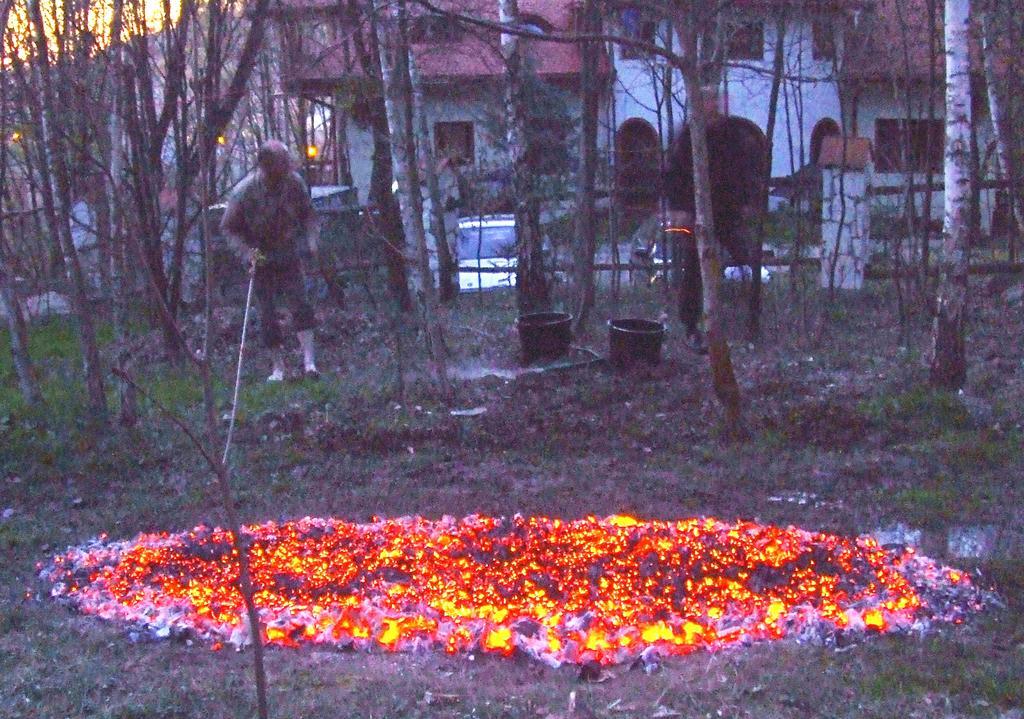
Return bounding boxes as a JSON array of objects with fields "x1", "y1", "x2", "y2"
[
  {"x1": 615, "y1": 118, "x2": 660, "y2": 210},
  {"x1": 810, "y1": 118, "x2": 841, "y2": 166}
]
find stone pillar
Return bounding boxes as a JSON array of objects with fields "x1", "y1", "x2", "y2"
[
  {"x1": 817, "y1": 135, "x2": 873, "y2": 290},
  {"x1": 820, "y1": 167, "x2": 871, "y2": 290}
]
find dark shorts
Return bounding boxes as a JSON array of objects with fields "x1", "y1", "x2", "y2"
[
  {"x1": 254, "y1": 261, "x2": 317, "y2": 348},
  {"x1": 677, "y1": 217, "x2": 753, "y2": 331}
]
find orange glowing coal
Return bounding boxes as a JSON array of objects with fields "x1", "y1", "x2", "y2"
[{"x1": 40, "y1": 515, "x2": 985, "y2": 666}]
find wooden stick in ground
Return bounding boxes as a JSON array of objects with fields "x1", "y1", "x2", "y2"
[{"x1": 111, "y1": 270, "x2": 270, "y2": 719}]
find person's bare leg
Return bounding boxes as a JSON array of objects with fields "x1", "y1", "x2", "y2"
[
  {"x1": 297, "y1": 329, "x2": 317, "y2": 375},
  {"x1": 268, "y1": 348, "x2": 286, "y2": 382}
]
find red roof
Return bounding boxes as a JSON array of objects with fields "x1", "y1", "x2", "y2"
[
  {"x1": 278, "y1": 0, "x2": 608, "y2": 90},
  {"x1": 842, "y1": 0, "x2": 1006, "y2": 81}
]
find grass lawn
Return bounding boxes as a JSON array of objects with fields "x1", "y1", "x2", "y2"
[{"x1": 1, "y1": 273, "x2": 1023, "y2": 718}]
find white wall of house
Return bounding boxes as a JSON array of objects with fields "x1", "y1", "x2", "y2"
[
  {"x1": 612, "y1": 19, "x2": 843, "y2": 180},
  {"x1": 854, "y1": 83, "x2": 999, "y2": 233},
  {"x1": 341, "y1": 78, "x2": 600, "y2": 207}
]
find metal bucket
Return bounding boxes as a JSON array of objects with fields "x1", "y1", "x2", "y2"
[
  {"x1": 608, "y1": 318, "x2": 665, "y2": 368},
  {"x1": 517, "y1": 312, "x2": 572, "y2": 364}
]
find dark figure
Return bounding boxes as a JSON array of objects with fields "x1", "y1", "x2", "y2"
[
  {"x1": 664, "y1": 99, "x2": 766, "y2": 350},
  {"x1": 221, "y1": 141, "x2": 321, "y2": 381}
]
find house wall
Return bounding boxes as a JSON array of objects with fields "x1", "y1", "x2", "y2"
[
  {"x1": 341, "y1": 78, "x2": 603, "y2": 209},
  {"x1": 854, "y1": 83, "x2": 999, "y2": 233},
  {"x1": 612, "y1": 19, "x2": 843, "y2": 180}
]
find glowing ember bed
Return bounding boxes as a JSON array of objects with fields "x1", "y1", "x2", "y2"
[{"x1": 40, "y1": 515, "x2": 986, "y2": 666}]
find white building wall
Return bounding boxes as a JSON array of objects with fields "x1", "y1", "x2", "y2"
[
  {"x1": 611, "y1": 20, "x2": 843, "y2": 180},
  {"x1": 854, "y1": 83, "x2": 998, "y2": 233},
  {"x1": 342, "y1": 79, "x2": 601, "y2": 207}
]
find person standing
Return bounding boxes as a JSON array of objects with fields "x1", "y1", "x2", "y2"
[
  {"x1": 221, "y1": 140, "x2": 321, "y2": 381},
  {"x1": 664, "y1": 89, "x2": 765, "y2": 353}
]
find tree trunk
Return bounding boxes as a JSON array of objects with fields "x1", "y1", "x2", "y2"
[
  {"x1": 408, "y1": 49, "x2": 458, "y2": 304},
  {"x1": 28, "y1": 0, "x2": 108, "y2": 420},
  {"x1": 0, "y1": 267, "x2": 41, "y2": 407},
  {"x1": 922, "y1": 0, "x2": 939, "y2": 283},
  {"x1": 357, "y1": 0, "x2": 412, "y2": 311},
  {"x1": 677, "y1": 21, "x2": 744, "y2": 436},
  {"x1": 0, "y1": 0, "x2": 40, "y2": 407},
  {"x1": 982, "y1": 9, "x2": 1024, "y2": 246},
  {"x1": 572, "y1": 0, "x2": 600, "y2": 330},
  {"x1": 374, "y1": 0, "x2": 452, "y2": 399},
  {"x1": 929, "y1": 0, "x2": 973, "y2": 389},
  {"x1": 753, "y1": 11, "x2": 787, "y2": 341},
  {"x1": 107, "y1": 0, "x2": 137, "y2": 426},
  {"x1": 500, "y1": 0, "x2": 550, "y2": 314}
]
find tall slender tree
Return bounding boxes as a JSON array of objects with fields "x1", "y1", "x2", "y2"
[
  {"x1": 500, "y1": 0, "x2": 550, "y2": 314},
  {"x1": 673, "y1": 5, "x2": 744, "y2": 434},
  {"x1": 27, "y1": 0, "x2": 108, "y2": 419},
  {"x1": 929, "y1": 0, "x2": 973, "y2": 389},
  {"x1": 572, "y1": 0, "x2": 601, "y2": 329},
  {"x1": 374, "y1": 0, "x2": 452, "y2": 397}
]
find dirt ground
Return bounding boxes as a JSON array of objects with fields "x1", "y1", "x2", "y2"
[{"x1": 1, "y1": 272, "x2": 1023, "y2": 718}]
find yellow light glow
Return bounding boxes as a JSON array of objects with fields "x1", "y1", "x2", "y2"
[
  {"x1": 306, "y1": 145, "x2": 319, "y2": 159},
  {"x1": 39, "y1": 513, "x2": 982, "y2": 666},
  {"x1": 216, "y1": 135, "x2": 227, "y2": 146},
  {"x1": 9, "y1": 131, "x2": 21, "y2": 142}
]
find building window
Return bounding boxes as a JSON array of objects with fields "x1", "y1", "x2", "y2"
[
  {"x1": 874, "y1": 119, "x2": 944, "y2": 173},
  {"x1": 435, "y1": 121, "x2": 475, "y2": 165},
  {"x1": 728, "y1": 21, "x2": 764, "y2": 61},
  {"x1": 409, "y1": 14, "x2": 464, "y2": 44},
  {"x1": 812, "y1": 20, "x2": 836, "y2": 61},
  {"x1": 620, "y1": 7, "x2": 656, "y2": 60}
]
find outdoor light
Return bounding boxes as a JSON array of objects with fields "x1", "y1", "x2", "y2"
[
  {"x1": 9, "y1": 131, "x2": 21, "y2": 142},
  {"x1": 216, "y1": 134, "x2": 227, "y2": 145},
  {"x1": 306, "y1": 144, "x2": 319, "y2": 159}
]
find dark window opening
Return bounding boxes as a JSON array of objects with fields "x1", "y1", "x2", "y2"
[
  {"x1": 728, "y1": 21, "x2": 764, "y2": 61},
  {"x1": 408, "y1": 15, "x2": 465, "y2": 44},
  {"x1": 435, "y1": 121, "x2": 475, "y2": 165},
  {"x1": 812, "y1": 20, "x2": 836, "y2": 61},
  {"x1": 620, "y1": 7, "x2": 657, "y2": 60},
  {"x1": 874, "y1": 119, "x2": 944, "y2": 173}
]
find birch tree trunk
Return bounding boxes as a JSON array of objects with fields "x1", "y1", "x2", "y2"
[
  {"x1": 28, "y1": 0, "x2": 108, "y2": 420},
  {"x1": 677, "y1": 18, "x2": 744, "y2": 435},
  {"x1": 107, "y1": 0, "x2": 137, "y2": 426},
  {"x1": 500, "y1": 0, "x2": 550, "y2": 314},
  {"x1": 981, "y1": 9, "x2": 1024, "y2": 245},
  {"x1": 408, "y1": 50, "x2": 458, "y2": 304},
  {"x1": 374, "y1": 0, "x2": 452, "y2": 398},
  {"x1": 929, "y1": 0, "x2": 973, "y2": 389},
  {"x1": 573, "y1": 0, "x2": 600, "y2": 330}
]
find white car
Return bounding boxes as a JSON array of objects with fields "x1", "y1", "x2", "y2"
[{"x1": 457, "y1": 215, "x2": 517, "y2": 292}]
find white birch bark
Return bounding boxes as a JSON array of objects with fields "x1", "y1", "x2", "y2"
[
  {"x1": 373, "y1": 0, "x2": 451, "y2": 396},
  {"x1": 408, "y1": 49, "x2": 457, "y2": 302},
  {"x1": 929, "y1": 0, "x2": 973, "y2": 389}
]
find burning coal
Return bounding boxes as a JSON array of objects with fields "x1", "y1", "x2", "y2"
[{"x1": 40, "y1": 515, "x2": 986, "y2": 666}]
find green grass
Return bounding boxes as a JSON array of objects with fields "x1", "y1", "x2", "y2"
[
  {"x1": 860, "y1": 385, "x2": 974, "y2": 441},
  {"x1": 1, "y1": 279, "x2": 1023, "y2": 718}
]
